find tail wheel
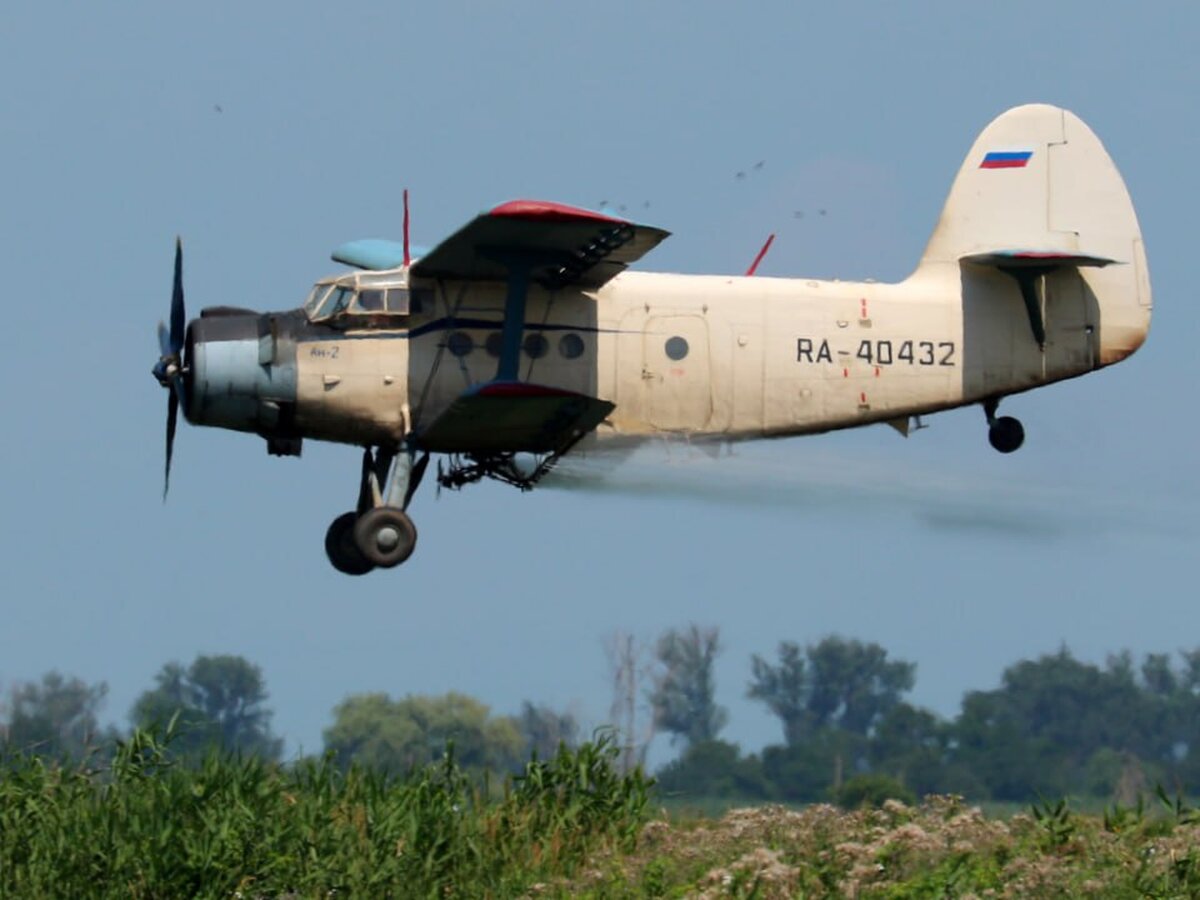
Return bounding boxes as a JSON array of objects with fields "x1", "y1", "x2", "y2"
[
  {"x1": 988, "y1": 416, "x2": 1025, "y2": 454},
  {"x1": 325, "y1": 512, "x2": 375, "y2": 575},
  {"x1": 353, "y1": 507, "x2": 418, "y2": 568}
]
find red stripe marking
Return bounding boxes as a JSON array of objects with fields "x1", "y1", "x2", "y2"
[
  {"x1": 980, "y1": 159, "x2": 1029, "y2": 169},
  {"x1": 490, "y1": 199, "x2": 629, "y2": 224},
  {"x1": 874, "y1": 366, "x2": 880, "y2": 377},
  {"x1": 860, "y1": 392, "x2": 866, "y2": 403},
  {"x1": 842, "y1": 368, "x2": 848, "y2": 378}
]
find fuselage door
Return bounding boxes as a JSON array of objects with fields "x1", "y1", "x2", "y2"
[{"x1": 642, "y1": 315, "x2": 712, "y2": 431}]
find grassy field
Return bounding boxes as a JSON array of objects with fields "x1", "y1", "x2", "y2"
[{"x1": 2, "y1": 730, "x2": 1199, "y2": 897}]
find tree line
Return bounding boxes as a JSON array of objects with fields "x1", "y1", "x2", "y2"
[
  {"x1": 648, "y1": 628, "x2": 1200, "y2": 805},
  {"x1": 3, "y1": 633, "x2": 1199, "y2": 805},
  {"x1": 0, "y1": 655, "x2": 578, "y2": 778}
]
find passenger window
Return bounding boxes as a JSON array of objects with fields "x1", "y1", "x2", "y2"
[
  {"x1": 447, "y1": 332, "x2": 473, "y2": 357},
  {"x1": 524, "y1": 333, "x2": 548, "y2": 359},
  {"x1": 559, "y1": 333, "x2": 585, "y2": 359}
]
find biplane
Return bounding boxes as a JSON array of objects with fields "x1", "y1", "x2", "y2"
[{"x1": 153, "y1": 104, "x2": 1151, "y2": 574}]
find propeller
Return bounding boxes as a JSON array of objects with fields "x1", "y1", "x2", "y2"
[{"x1": 152, "y1": 238, "x2": 188, "y2": 499}]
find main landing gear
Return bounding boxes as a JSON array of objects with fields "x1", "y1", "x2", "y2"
[
  {"x1": 325, "y1": 444, "x2": 429, "y2": 575},
  {"x1": 983, "y1": 398, "x2": 1025, "y2": 454}
]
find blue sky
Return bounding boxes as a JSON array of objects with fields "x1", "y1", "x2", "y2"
[{"x1": 1, "y1": 1, "x2": 1196, "y2": 763}]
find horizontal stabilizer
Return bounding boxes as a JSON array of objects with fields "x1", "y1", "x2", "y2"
[
  {"x1": 411, "y1": 200, "x2": 669, "y2": 289},
  {"x1": 419, "y1": 381, "x2": 614, "y2": 454},
  {"x1": 961, "y1": 249, "x2": 1118, "y2": 269}
]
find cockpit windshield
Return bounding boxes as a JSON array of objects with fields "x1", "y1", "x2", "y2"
[
  {"x1": 304, "y1": 279, "x2": 413, "y2": 323},
  {"x1": 317, "y1": 287, "x2": 354, "y2": 319},
  {"x1": 304, "y1": 283, "x2": 332, "y2": 315}
]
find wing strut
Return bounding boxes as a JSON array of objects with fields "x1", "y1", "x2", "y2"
[
  {"x1": 496, "y1": 254, "x2": 533, "y2": 381},
  {"x1": 418, "y1": 249, "x2": 615, "y2": 459}
]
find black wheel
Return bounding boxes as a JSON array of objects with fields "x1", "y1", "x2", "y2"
[
  {"x1": 988, "y1": 415, "x2": 1025, "y2": 454},
  {"x1": 325, "y1": 512, "x2": 374, "y2": 576},
  {"x1": 353, "y1": 507, "x2": 418, "y2": 568}
]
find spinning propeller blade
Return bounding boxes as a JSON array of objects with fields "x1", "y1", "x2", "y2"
[
  {"x1": 154, "y1": 238, "x2": 188, "y2": 500},
  {"x1": 169, "y1": 237, "x2": 185, "y2": 354},
  {"x1": 165, "y1": 389, "x2": 178, "y2": 500}
]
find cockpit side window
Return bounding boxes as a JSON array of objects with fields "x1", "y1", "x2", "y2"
[
  {"x1": 384, "y1": 288, "x2": 411, "y2": 315},
  {"x1": 358, "y1": 289, "x2": 385, "y2": 312}
]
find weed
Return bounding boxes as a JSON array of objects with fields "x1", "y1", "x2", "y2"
[{"x1": 1030, "y1": 795, "x2": 1074, "y2": 849}]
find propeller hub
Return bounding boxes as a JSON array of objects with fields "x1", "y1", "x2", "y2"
[{"x1": 153, "y1": 356, "x2": 181, "y2": 388}]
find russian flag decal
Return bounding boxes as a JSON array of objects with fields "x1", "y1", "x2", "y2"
[{"x1": 980, "y1": 150, "x2": 1033, "y2": 169}]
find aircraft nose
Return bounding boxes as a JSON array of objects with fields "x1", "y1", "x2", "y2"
[{"x1": 186, "y1": 311, "x2": 297, "y2": 434}]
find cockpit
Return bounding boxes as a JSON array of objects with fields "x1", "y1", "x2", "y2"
[{"x1": 303, "y1": 271, "x2": 420, "y2": 325}]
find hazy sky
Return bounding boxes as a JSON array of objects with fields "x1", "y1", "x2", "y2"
[{"x1": 2, "y1": 1, "x2": 1196, "y2": 763}]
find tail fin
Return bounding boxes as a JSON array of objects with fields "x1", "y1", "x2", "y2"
[{"x1": 921, "y1": 104, "x2": 1150, "y2": 366}]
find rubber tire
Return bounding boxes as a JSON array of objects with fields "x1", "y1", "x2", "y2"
[
  {"x1": 988, "y1": 416, "x2": 1025, "y2": 454},
  {"x1": 325, "y1": 512, "x2": 374, "y2": 576},
  {"x1": 353, "y1": 507, "x2": 418, "y2": 568}
]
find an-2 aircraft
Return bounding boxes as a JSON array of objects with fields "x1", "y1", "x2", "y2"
[{"x1": 153, "y1": 104, "x2": 1150, "y2": 574}]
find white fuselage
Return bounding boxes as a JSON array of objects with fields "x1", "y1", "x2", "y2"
[{"x1": 286, "y1": 259, "x2": 1146, "y2": 449}]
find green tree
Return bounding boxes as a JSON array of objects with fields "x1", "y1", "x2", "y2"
[
  {"x1": 833, "y1": 773, "x2": 916, "y2": 809},
  {"x1": 806, "y1": 636, "x2": 915, "y2": 736},
  {"x1": 949, "y1": 646, "x2": 1168, "y2": 801},
  {"x1": 749, "y1": 637, "x2": 915, "y2": 743},
  {"x1": 747, "y1": 641, "x2": 811, "y2": 745},
  {"x1": 130, "y1": 655, "x2": 282, "y2": 761},
  {"x1": 760, "y1": 728, "x2": 866, "y2": 803},
  {"x1": 649, "y1": 625, "x2": 727, "y2": 747},
  {"x1": 2, "y1": 671, "x2": 113, "y2": 760},
  {"x1": 517, "y1": 701, "x2": 579, "y2": 759},
  {"x1": 323, "y1": 692, "x2": 525, "y2": 774},
  {"x1": 654, "y1": 739, "x2": 770, "y2": 801},
  {"x1": 866, "y1": 702, "x2": 983, "y2": 798}
]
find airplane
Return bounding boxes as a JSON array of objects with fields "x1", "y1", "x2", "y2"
[{"x1": 152, "y1": 103, "x2": 1151, "y2": 575}]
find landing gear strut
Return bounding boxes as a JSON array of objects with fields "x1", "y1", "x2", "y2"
[
  {"x1": 324, "y1": 443, "x2": 429, "y2": 574},
  {"x1": 983, "y1": 398, "x2": 1025, "y2": 454}
]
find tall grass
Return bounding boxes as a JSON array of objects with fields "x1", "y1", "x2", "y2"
[{"x1": 0, "y1": 727, "x2": 652, "y2": 898}]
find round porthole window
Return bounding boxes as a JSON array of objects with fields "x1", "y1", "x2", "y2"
[
  {"x1": 559, "y1": 333, "x2": 585, "y2": 359},
  {"x1": 484, "y1": 332, "x2": 503, "y2": 358},
  {"x1": 665, "y1": 336, "x2": 689, "y2": 361},
  {"x1": 447, "y1": 331, "x2": 474, "y2": 357},
  {"x1": 524, "y1": 333, "x2": 549, "y2": 359}
]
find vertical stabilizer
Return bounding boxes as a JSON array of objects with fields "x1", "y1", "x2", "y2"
[{"x1": 920, "y1": 104, "x2": 1150, "y2": 367}]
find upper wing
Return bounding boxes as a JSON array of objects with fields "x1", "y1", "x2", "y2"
[{"x1": 410, "y1": 200, "x2": 670, "y2": 289}]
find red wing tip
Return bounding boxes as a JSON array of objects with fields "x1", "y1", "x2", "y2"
[{"x1": 489, "y1": 199, "x2": 629, "y2": 225}]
